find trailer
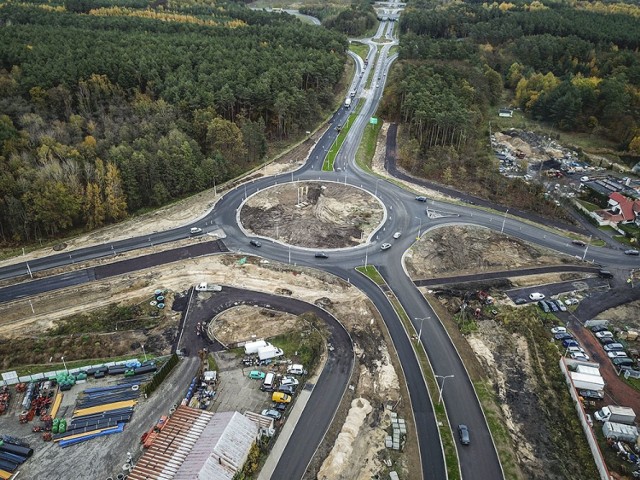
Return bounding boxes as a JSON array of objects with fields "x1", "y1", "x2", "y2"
[
  {"x1": 570, "y1": 372, "x2": 605, "y2": 392},
  {"x1": 244, "y1": 340, "x2": 268, "y2": 355},
  {"x1": 595, "y1": 406, "x2": 636, "y2": 425},
  {"x1": 575, "y1": 365, "x2": 601, "y2": 376},
  {"x1": 258, "y1": 345, "x2": 284, "y2": 361},
  {"x1": 603, "y1": 422, "x2": 639, "y2": 443}
]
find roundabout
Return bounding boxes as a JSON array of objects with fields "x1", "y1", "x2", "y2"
[{"x1": 239, "y1": 181, "x2": 384, "y2": 249}]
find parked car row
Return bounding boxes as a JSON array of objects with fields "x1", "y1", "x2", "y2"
[
  {"x1": 551, "y1": 325, "x2": 591, "y2": 360},
  {"x1": 590, "y1": 326, "x2": 635, "y2": 368},
  {"x1": 538, "y1": 298, "x2": 567, "y2": 313}
]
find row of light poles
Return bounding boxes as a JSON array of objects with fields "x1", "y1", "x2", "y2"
[{"x1": 414, "y1": 317, "x2": 455, "y2": 404}]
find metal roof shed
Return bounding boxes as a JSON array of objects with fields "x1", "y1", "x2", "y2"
[{"x1": 128, "y1": 406, "x2": 258, "y2": 480}]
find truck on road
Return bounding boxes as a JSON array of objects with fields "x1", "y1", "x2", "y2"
[
  {"x1": 603, "y1": 422, "x2": 639, "y2": 443},
  {"x1": 344, "y1": 98, "x2": 351, "y2": 108},
  {"x1": 594, "y1": 406, "x2": 636, "y2": 425}
]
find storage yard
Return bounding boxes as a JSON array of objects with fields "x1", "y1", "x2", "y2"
[{"x1": 0, "y1": 356, "x2": 200, "y2": 479}]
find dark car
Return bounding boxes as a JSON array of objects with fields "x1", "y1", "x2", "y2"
[
  {"x1": 250, "y1": 239, "x2": 262, "y2": 247},
  {"x1": 514, "y1": 298, "x2": 527, "y2": 305},
  {"x1": 415, "y1": 196, "x2": 427, "y2": 202},
  {"x1": 547, "y1": 301, "x2": 559, "y2": 313},
  {"x1": 624, "y1": 249, "x2": 640, "y2": 256},
  {"x1": 538, "y1": 301, "x2": 550, "y2": 313},
  {"x1": 315, "y1": 252, "x2": 329, "y2": 259},
  {"x1": 274, "y1": 402, "x2": 288, "y2": 412},
  {"x1": 458, "y1": 424, "x2": 470, "y2": 445},
  {"x1": 613, "y1": 357, "x2": 635, "y2": 367},
  {"x1": 578, "y1": 389, "x2": 604, "y2": 400},
  {"x1": 591, "y1": 325, "x2": 609, "y2": 333},
  {"x1": 599, "y1": 337, "x2": 615, "y2": 345},
  {"x1": 562, "y1": 339, "x2": 579, "y2": 348},
  {"x1": 598, "y1": 270, "x2": 614, "y2": 279},
  {"x1": 554, "y1": 332, "x2": 574, "y2": 341},
  {"x1": 277, "y1": 385, "x2": 296, "y2": 395}
]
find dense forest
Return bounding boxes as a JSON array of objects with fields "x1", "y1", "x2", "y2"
[
  {"x1": 300, "y1": 0, "x2": 377, "y2": 37},
  {"x1": 398, "y1": 0, "x2": 640, "y2": 149},
  {"x1": 0, "y1": 0, "x2": 347, "y2": 243},
  {"x1": 381, "y1": 0, "x2": 640, "y2": 218}
]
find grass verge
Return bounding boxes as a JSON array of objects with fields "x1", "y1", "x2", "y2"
[
  {"x1": 355, "y1": 120, "x2": 383, "y2": 173},
  {"x1": 349, "y1": 41, "x2": 369, "y2": 61},
  {"x1": 322, "y1": 110, "x2": 358, "y2": 171}
]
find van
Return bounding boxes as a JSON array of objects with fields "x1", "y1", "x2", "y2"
[
  {"x1": 261, "y1": 372, "x2": 275, "y2": 392},
  {"x1": 598, "y1": 270, "x2": 614, "y2": 279},
  {"x1": 272, "y1": 392, "x2": 292, "y2": 404},
  {"x1": 287, "y1": 364, "x2": 307, "y2": 375}
]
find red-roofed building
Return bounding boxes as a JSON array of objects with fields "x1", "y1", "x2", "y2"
[{"x1": 593, "y1": 192, "x2": 640, "y2": 227}]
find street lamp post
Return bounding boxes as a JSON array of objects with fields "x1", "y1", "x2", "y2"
[
  {"x1": 364, "y1": 244, "x2": 369, "y2": 268},
  {"x1": 414, "y1": 317, "x2": 429, "y2": 341},
  {"x1": 141, "y1": 344, "x2": 147, "y2": 362},
  {"x1": 501, "y1": 208, "x2": 509, "y2": 234},
  {"x1": 582, "y1": 235, "x2": 592, "y2": 262},
  {"x1": 415, "y1": 216, "x2": 423, "y2": 238},
  {"x1": 435, "y1": 374, "x2": 455, "y2": 405},
  {"x1": 61, "y1": 356, "x2": 68, "y2": 373},
  {"x1": 375, "y1": 178, "x2": 381, "y2": 196}
]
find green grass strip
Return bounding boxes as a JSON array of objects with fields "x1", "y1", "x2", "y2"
[
  {"x1": 357, "y1": 265, "x2": 461, "y2": 480},
  {"x1": 349, "y1": 41, "x2": 369, "y2": 61},
  {"x1": 322, "y1": 110, "x2": 358, "y2": 171}
]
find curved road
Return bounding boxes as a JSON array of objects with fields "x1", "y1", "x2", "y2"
[
  {"x1": 3, "y1": 3, "x2": 640, "y2": 479},
  {"x1": 178, "y1": 286, "x2": 354, "y2": 480}
]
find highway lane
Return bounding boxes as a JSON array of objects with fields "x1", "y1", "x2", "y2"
[
  {"x1": 0, "y1": 240, "x2": 227, "y2": 303},
  {"x1": 380, "y1": 257, "x2": 504, "y2": 479},
  {"x1": 344, "y1": 268, "x2": 445, "y2": 479},
  {"x1": 4, "y1": 5, "x2": 640, "y2": 479}
]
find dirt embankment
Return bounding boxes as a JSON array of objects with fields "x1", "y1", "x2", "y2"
[
  {"x1": 407, "y1": 224, "x2": 600, "y2": 479},
  {"x1": 240, "y1": 182, "x2": 384, "y2": 248},
  {"x1": 405, "y1": 225, "x2": 581, "y2": 279}
]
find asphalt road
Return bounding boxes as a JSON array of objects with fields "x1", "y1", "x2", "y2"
[
  {"x1": 4, "y1": 3, "x2": 640, "y2": 478},
  {"x1": 176, "y1": 286, "x2": 354, "y2": 480}
]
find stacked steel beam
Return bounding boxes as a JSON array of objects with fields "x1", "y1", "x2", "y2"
[{"x1": 53, "y1": 384, "x2": 140, "y2": 447}]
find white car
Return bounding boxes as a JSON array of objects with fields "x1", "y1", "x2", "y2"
[
  {"x1": 381, "y1": 243, "x2": 392, "y2": 250},
  {"x1": 595, "y1": 331, "x2": 613, "y2": 339},
  {"x1": 287, "y1": 364, "x2": 307, "y2": 375},
  {"x1": 550, "y1": 326, "x2": 567, "y2": 334},
  {"x1": 529, "y1": 292, "x2": 545, "y2": 301},
  {"x1": 570, "y1": 352, "x2": 590, "y2": 361},
  {"x1": 393, "y1": 232, "x2": 402, "y2": 239},
  {"x1": 280, "y1": 376, "x2": 299, "y2": 386},
  {"x1": 607, "y1": 351, "x2": 629, "y2": 359},
  {"x1": 189, "y1": 227, "x2": 203, "y2": 235},
  {"x1": 567, "y1": 346, "x2": 585, "y2": 354}
]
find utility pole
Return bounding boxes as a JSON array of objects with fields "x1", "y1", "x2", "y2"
[{"x1": 582, "y1": 235, "x2": 592, "y2": 261}]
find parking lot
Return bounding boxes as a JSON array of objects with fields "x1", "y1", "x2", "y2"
[
  {"x1": 211, "y1": 351, "x2": 279, "y2": 415},
  {"x1": 506, "y1": 276, "x2": 610, "y2": 304}
]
